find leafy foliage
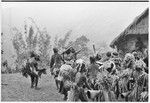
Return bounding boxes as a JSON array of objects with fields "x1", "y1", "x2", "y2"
[
  {"x1": 68, "y1": 35, "x2": 92, "y2": 59},
  {"x1": 54, "y1": 30, "x2": 72, "y2": 52},
  {"x1": 38, "y1": 30, "x2": 51, "y2": 66},
  {"x1": 12, "y1": 18, "x2": 51, "y2": 70},
  {"x1": 58, "y1": 30, "x2": 72, "y2": 49},
  {"x1": 54, "y1": 35, "x2": 58, "y2": 48}
]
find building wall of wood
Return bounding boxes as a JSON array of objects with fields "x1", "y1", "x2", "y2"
[{"x1": 117, "y1": 34, "x2": 148, "y2": 57}]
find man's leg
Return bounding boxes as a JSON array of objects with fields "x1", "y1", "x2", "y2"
[
  {"x1": 59, "y1": 80, "x2": 64, "y2": 93},
  {"x1": 30, "y1": 75, "x2": 34, "y2": 88},
  {"x1": 31, "y1": 72, "x2": 39, "y2": 89},
  {"x1": 55, "y1": 79, "x2": 59, "y2": 90},
  {"x1": 63, "y1": 89, "x2": 68, "y2": 101},
  {"x1": 55, "y1": 70, "x2": 60, "y2": 90},
  {"x1": 63, "y1": 86, "x2": 70, "y2": 101},
  {"x1": 35, "y1": 75, "x2": 39, "y2": 88}
]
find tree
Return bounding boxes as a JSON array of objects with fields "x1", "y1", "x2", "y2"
[
  {"x1": 54, "y1": 35, "x2": 58, "y2": 48},
  {"x1": 12, "y1": 29, "x2": 26, "y2": 66},
  {"x1": 74, "y1": 35, "x2": 91, "y2": 58},
  {"x1": 66, "y1": 35, "x2": 92, "y2": 59},
  {"x1": 38, "y1": 29, "x2": 51, "y2": 66},
  {"x1": 54, "y1": 30, "x2": 72, "y2": 52},
  {"x1": 12, "y1": 18, "x2": 51, "y2": 70}
]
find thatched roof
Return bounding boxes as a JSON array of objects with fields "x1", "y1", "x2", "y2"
[{"x1": 110, "y1": 8, "x2": 149, "y2": 48}]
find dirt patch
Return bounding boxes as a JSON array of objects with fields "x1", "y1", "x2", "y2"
[{"x1": 1, "y1": 71, "x2": 64, "y2": 101}]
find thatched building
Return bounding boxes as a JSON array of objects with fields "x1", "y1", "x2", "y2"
[{"x1": 110, "y1": 8, "x2": 148, "y2": 57}]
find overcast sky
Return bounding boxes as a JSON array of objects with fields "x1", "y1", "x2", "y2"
[{"x1": 1, "y1": 2, "x2": 148, "y2": 65}]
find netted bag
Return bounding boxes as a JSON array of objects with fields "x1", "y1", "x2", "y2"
[
  {"x1": 100, "y1": 75, "x2": 113, "y2": 90},
  {"x1": 137, "y1": 72, "x2": 148, "y2": 87},
  {"x1": 124, "y1": 53, "x2": 135, "y2": 62},
  {"x1": 64, "y1": 80, "x2": 73, "y2": 89},
  {"x1": 59, "y1": 64, "x2": 74, "y2": 80},
  {"x1": 135, "y1": 60, "x2": 146, "y2": 71},
  {"x1": 96, "y1": 72, "x2": 106, "y2": 84},
  {"x1": 117, "y1": 69, "x2": 132, "y2": 92},
  {"x1": 123, "y1": 53, "x2": 135, "y2": 69}
]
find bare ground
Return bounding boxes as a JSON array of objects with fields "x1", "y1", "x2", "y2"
[{"x1": 1, "y1": 70, "x2": 64, "y2": 101}]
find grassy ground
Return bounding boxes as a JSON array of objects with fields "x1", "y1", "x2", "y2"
[{"x1": 1, "y1": 70, "x2": 64, "y2": 101}]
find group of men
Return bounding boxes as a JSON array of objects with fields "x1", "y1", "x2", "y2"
[
  {"x1": 49, "y1": 46, "x2": 117, "y2": 101},
  {"x1": 49, "y1": 46, "x2": 148, "y2": 101},
  {"x1": 49, "y1": 47, "x2": 97, "y2": 101},
  {"x1": 22, "y1": 45, "x2": 148, "y2": 101}
]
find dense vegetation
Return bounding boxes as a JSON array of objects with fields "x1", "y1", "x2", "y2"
[{"x1": 2, "y1": 18, "x2": 94, "y2": 73}]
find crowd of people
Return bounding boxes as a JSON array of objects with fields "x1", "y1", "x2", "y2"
[
  {"x1": 21, "y1": 46, "x2": 148, "y2": 101},
  {"x1": 50, "y1": 47, "x2": 148, "y2": 102}
]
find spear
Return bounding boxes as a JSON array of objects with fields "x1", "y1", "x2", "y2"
[
  {"x1": 75, "y1": 48, "x2": 83, "y2": 55},
  {"x1": 93, "y1": 44, "x2": 96, "y2": 56},
  {"x1": 72, "y1": 48, "x2": 83, "y2": 61}
]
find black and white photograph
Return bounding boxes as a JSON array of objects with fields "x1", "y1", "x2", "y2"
[{"x1": 1, "y1": 2, "x2": 149, "y2": 102}]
